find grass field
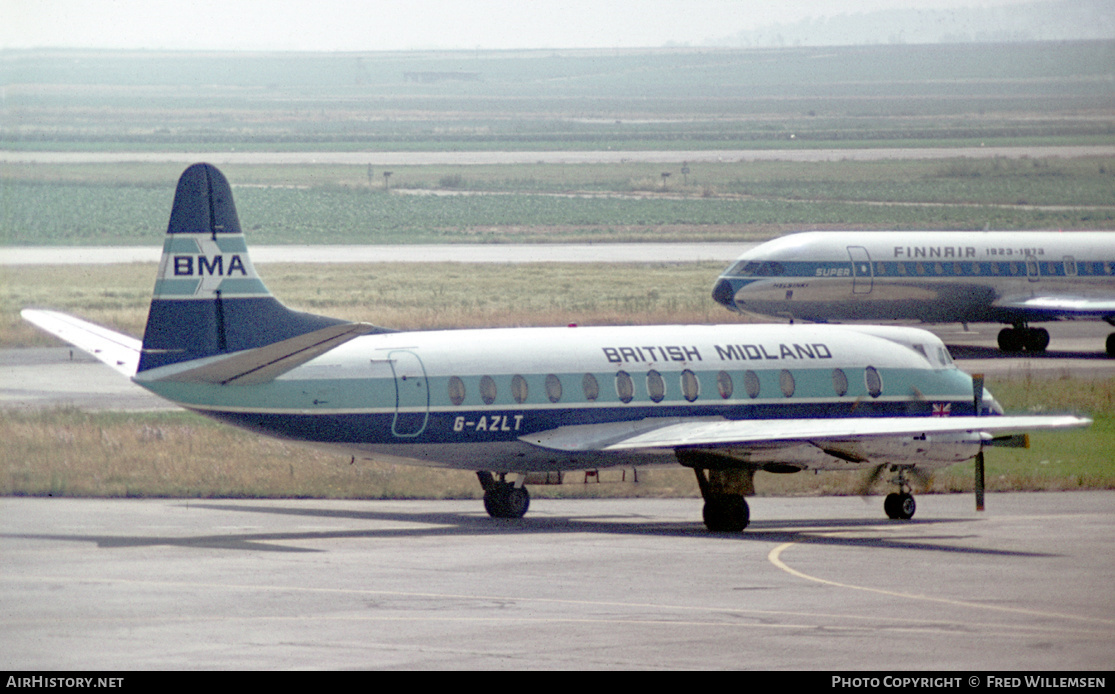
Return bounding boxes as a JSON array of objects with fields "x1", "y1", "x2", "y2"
[{"x1": 3, "y1": 155, "x2": 1114, "y2": 247}]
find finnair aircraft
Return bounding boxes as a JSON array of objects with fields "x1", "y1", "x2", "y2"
[
  {"x1": 713, "y1": 231, "x2": 1115, "y2": 356},
  {"x1": 22, "y1": 165, "x2": 1090, "y2": 531}
]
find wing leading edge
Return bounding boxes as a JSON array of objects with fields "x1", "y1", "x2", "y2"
[
  {"x1": 21, "y1": 309, "x2": 142, "y2": 377},
  {"x1": 522, "y1": 415, "x2": 1091, "y2": 453}
]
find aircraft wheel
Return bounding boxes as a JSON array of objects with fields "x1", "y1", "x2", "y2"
[
  {"x1": 484, "y1": 483, "x2": 530, "y2": 519},
  {"x1": 884, "y1": 492, "x2": 916, "y2": 520},
  {"x1": 1026, "y1": 328, "x2": 1050, "y2": 352},
  {"x1": 702, "y1": 494, "x2": 750, "y2": 532},
  {"x1": 997, "y1": 328, "x2": 1023, "y2": 352}
]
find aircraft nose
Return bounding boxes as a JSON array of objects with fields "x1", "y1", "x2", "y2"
[{"x1": 712, "y1": 278, "x2": 736, "y2": 309}]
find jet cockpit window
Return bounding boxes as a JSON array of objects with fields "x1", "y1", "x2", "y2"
[{"x1": 728, "y1": 261, "x2": 785, "y2": 277}]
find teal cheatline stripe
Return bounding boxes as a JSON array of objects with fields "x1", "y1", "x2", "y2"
[
  {"x1": 153, "y1": 278, "x2": 202, "y2": 296},
  {"x1": 217, "y1": 278, "x2": 269, "y2": 295},
  {"x1": 215, "y1": 235, "x2": 249, "y2": 253},
  {"x1": 164, "y1": 237, "x2": 201, "y2": 254}
]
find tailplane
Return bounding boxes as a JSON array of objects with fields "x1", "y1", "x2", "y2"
[{"x1": 138, "y1": 163, "x2": 384, "y2": 373}]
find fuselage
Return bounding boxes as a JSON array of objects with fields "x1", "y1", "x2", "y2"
[
  {"x1": 134, "y1": 322, "x2": 989, "y2": 473},
  {"x1": 713, "y1": 231, "x2": 1115, "y2": 324}
]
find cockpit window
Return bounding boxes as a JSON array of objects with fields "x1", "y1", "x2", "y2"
[{"x1": 728, "y1": 260, "x2": 785, "y2": 277}]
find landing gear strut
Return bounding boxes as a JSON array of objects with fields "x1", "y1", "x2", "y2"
[
  {"x1": 883, "y1": 466, "x2": 917, "y2": 520},
  {"x1": 997, "y1": 324, "x2": 1049, "y2": 353},
  {"x1": 675, "y1": 451, "x2": 755, "y2": 532},
  {"x1": 477, "y1": 471, "x2": 530, "y2": 519}
]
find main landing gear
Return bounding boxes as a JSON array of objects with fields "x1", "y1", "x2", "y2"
[
  {"x1": 477, "y1": 471, "x2": 530, "y2": 519},
  {"x1": 997, "y1": 324, "x2": 1049, "y2": 353},
  {"x1": 883, "y1": 466, "x2": 917, "y2": 521}
]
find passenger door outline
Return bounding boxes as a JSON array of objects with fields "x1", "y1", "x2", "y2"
[
  {"x1": 847, "y1": 246, "x2": 873, "y2": 294},
  {"x1": 389, "y1": 350, "x2": 429, "y2": 437}
]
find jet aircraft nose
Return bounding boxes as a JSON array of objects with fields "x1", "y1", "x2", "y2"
[{"x1": 712, "y1": 278, "x2": 737, "y2": 309}]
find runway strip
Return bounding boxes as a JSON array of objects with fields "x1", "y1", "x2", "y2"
[{"x1": 4, "y1": 145, "x2": 1114, "y2": 166}]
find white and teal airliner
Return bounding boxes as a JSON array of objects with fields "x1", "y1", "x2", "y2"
[
  {"x1": 23, "y1": 164, "x2": 1090, "y2": 531},
  {"x1": 714, "y1": 230, "x2": 1115, "y2": 356}
]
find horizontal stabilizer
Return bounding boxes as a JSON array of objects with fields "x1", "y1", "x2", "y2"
[
  {"x1": 136, "y1": 322, "x2": 380, "y2": 386},
  {"x1": 21, "y1": 309, "x2": 141, "y2": 377},
  {"x1": 523, "y1": 415, "x2": 1090, "y2": 453}
]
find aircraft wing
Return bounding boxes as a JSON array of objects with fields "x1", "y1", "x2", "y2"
[
  {"x1": 995, "y1": 294, "x2": 1115, "y2": 317},
  {"x1": 522, "y1": 415, "x2": 1090, "y2": 453},
  {"x1": 21, "y1": 309, "x2": 142, "y2": 378}
]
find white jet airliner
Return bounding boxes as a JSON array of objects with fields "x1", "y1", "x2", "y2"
[
  {"x1": 22, "y1": 165, "x2": 1090, "y2": 531},
  {"x1": 713, "y1": 231, "x2": 1115, "y2": 356}
]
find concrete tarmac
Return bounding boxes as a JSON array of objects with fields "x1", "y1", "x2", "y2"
[{"x1": 2, "y1": 493, "x2": 1112, "y2": 670}]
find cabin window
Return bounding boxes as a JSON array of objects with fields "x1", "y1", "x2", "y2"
[
  {"x1": 896, "y1": 263, "x2": 907, "y2": 276},
  {"x1": 511, "y1": 375, "x2": 529, "y2": 404},
  {"x1": 934, "y1": 262, "x2": 944, "y2": 275},
  {"x1": 647, "y1": 370, "x2": 665, "y2": 403},
  {"x1": 953, "y1": 262, "x2": 963, "y2": 276},
  {"x1": 780, "y1": 370, "x2": 795, "y2": 398},
  {"x1": 915, "y1": 263, "x2": 926, "y2": 275},
  {"x1": 990, "y1": 262, "x2": 1001, "y2": 275},
  {"x1": 681, "y1": 369, "x2": 700, "y2": 402},
  {"x1": 545, "y1": 374, "x2": 563, "y2": 403},
  {"x1": 480, "y1": 375, "x2": 497, "y2": 405},
  {"x1": 716, "y1": 371, "x2": 733, "y2": 399},
  {"x1": 1064, "y1": 256, "x2": 1077, "y2": 276},
  {"x1": 448, "y1": 376, "x2": 466, "y2": 406},
  {"x1": 582, "y1": 373, "x2": 599, "y2": 402},
  {"x1": 865, "y1": 366, "x2": 883, "y2": 398},
  {"x1": 832, "y1": 368, "x2": 848, "y2": 397},
  {"x1": 615, "y1": 371, "x2": 634, "y2": 403},
  {"x1": 971, "y1": 262, "x2": 981, "y2": 275},
  {"x1": 744, "y1": 370, "x2": 761, "y2": 399},
  {"x1": 876, "y1": 262, "x2": 886, "y2": 275}
]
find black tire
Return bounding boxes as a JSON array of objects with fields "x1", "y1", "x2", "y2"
[
  {"x1": 1106, "y1": 333, "x2": 1115, "y2": 358},
  {"x1": 484, "y1": 484, "x2": 530, "y2": 519},
  {"x1": 1026, "y1": 328, "x2": 1050, "y2": 352},
  {"x1": 997, "y1": 328, "x2": 1022, "y2": 352},
  {"x1": 885, "y1": 492, "x2": 916, "y2": 520},
  {"x1": 702, "y1": 494, "x2": 750, "y2": 532}
]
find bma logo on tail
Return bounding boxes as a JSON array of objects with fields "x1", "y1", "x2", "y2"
[
  {"x1": 154, "y1": 233, "x2": 268, "y2": 299},
  {"x1": 174, "y1": 254, "x2": 248, "y2": 277}
]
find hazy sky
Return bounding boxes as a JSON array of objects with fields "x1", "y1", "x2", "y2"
[{"x1": 3, "y1": 0, "x2": 1051, "y2": 51}]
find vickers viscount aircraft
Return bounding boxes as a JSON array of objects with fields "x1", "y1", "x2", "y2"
[
  {"x1": 713, "y1": 231, "x2": 1115, "y2": 356},
  {"x1": 23, "y1": 165, "x2": 1091, "y2": 531}
]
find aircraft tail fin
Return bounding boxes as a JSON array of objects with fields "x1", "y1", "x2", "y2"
[{"x1": 138, "y1": 163, "x2": 388, "y2": 374}]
